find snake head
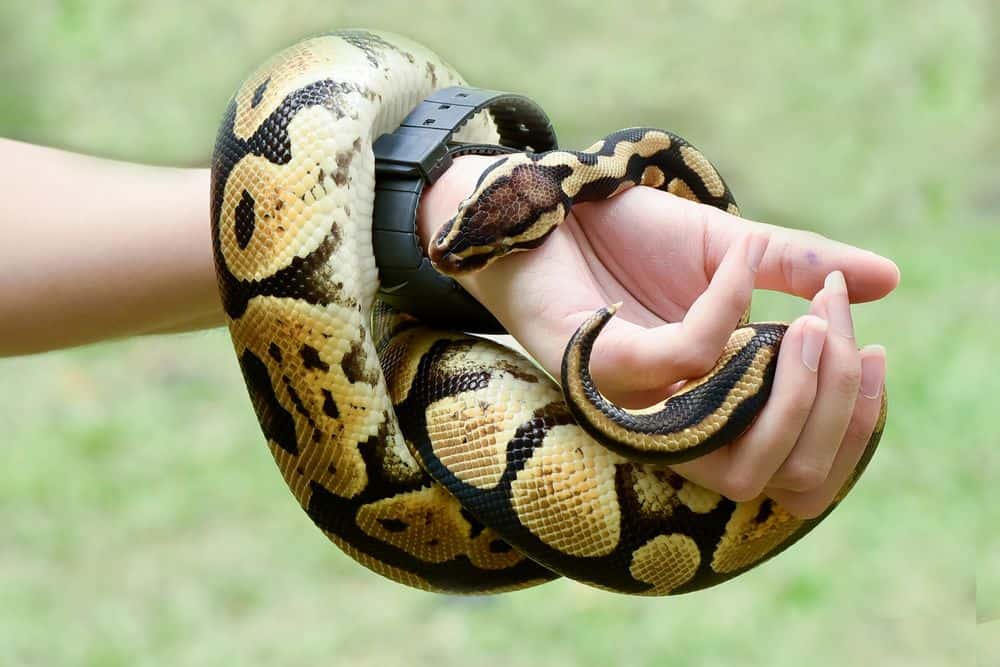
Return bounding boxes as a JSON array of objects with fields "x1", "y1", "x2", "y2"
[{"x1": 429, "y1": 154, "x2": 573, "y2": 276}]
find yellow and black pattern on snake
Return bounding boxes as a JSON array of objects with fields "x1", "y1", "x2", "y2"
[
  {"x1": 378, "y1": 305, "x2": 883, "y2": 594},
  {"x1": 562, "y1": 307, "x2": 789, "y2": 463},
  {"x1": 429, "y1": 128, "x2": 739, "y2": 274},
  {"x1": 212, "y1": 31, "x2": 886, "y2": 595},
  {"x1": 211, "y1": 31, "x2": 552, "y2": 593}
]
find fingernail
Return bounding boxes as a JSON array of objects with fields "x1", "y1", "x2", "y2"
[
  {"x1": 824, "y1": 271, "x2": 854, "y2": 339},
  {"x1": 746, "y1": 234, "x2": 767, "y2": 272},
  {"x1": 801, "y1": 317, "x2": 827, "y2": 372},
  {"x1": 860, "y1": 345, "x2": 886, "y2": 399},
  {"x1": 809, "y1": 288, "x2": 827, "y2": 318},
  {"x1": 824, "y1": 270, "x2": 846, "y2": 292}
]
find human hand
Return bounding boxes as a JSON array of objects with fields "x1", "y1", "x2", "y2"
[{"x1": 417, "y1": 155, "x2": 898, "y2": 519}]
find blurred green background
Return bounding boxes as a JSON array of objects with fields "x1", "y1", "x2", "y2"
[{"x1": 1, "y1": 1, "x2": 994, "y2": 665}]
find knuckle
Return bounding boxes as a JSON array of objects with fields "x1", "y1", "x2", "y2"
[
  {"x1": 602, "y1": 338, "x2": 638, "y2": 371},
  {"x1": 691, "y1": 198, "x2": 715, "y2": 231},
  {"x1": 719, "y1": 471, "x2": 765, "y2": 503},
  {"x1": 777, "y1": 240, "x2": 802, "y2": 293},
  {"x1": 677, "y1": 343, "x2": 719, "y2": 376},
  {"x1": 776, "y1": 460, "x2": 829, "y2": 492},
  {"x1": 843, "y1": 416, "x2": 876, "y2": 447},
  {"x1": 832, "y1": 363, "x2": 862, "y2": 397},
  {"x1": 591, "y1": 354, "x2": 636, "y2": 394},
  {"x1": 596, "y1": 340, "x2": 663, "y2": 393},
  {"x1": 780, "y1": 391, "x2": 815, "y2": 424},
  {"x1": 721, "y1": 283, "x2": 750, "y2": 312},
  {"x1": 594, "y1": 332, "x2": 641, "y2": 373}
]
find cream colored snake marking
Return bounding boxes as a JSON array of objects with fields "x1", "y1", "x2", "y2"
[{"x1": 211, "y1": 30, "x2": 887, "y2": 594}]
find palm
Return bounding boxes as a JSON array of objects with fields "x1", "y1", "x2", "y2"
[{"x1": 552, "y1": 199, "x2": 714, "y2": 327}]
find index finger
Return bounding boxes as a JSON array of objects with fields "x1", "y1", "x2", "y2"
[
  {"x1": 589, "y1": 186, "x2": 901, "y2": 303},
  {"x1": 699, "y1": 207, "x2": 900, "y2": 303}
]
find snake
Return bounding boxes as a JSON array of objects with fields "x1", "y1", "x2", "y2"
[{"x1": 210, "y1": 30, "x2": 887, "y2": 595}]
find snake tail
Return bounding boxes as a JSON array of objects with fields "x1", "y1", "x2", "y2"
[{"x1": 561, "y1": 305, "x2": 788, "y2": 463}]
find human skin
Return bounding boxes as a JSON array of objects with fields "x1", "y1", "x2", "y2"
[
  {"x1": 419, "y1": 155, "x2": 896, "y2": 518},
  {"x1": 0, "y1": 140, "x2": 898, "y2": 518}
]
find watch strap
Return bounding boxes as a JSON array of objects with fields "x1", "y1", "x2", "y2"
[{"x1": 373, "y1": 86, "x2": 558, "y2": 334}]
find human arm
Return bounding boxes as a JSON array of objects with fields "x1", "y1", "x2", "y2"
[
  {"x1": 0, "y1": 142, "x2": 899, "y2": 518},
  {"x1": 0, "y1": 139, "x2": 220, "y2": 355}
]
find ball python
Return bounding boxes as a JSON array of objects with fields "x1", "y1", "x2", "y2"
[{"x1": 210, "y1": 30, "x2": 887, "y2": 595}]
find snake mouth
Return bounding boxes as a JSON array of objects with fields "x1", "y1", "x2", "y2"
[
  {"x1": 429, "y1": 245, "x2": 494, "y2": 276},
  {"x1": 429, "y1": 217, "x2": 464, "y2": 272},
  {"x1": 429, "y1": 216, "x2": 498, "y2": 275},
  {"x1": 429, "y1": 248, "x2": 462, "y2": 274},
  {"x1": 428, "y1": 236, "x2": 461, "y2": 273}
]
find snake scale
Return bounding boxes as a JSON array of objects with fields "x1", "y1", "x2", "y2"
[{"x1": 210, "y1": 30, "x2": 887, "y2": 595}]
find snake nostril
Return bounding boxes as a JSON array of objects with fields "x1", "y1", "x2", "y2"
[{"x1": 428, "y1": 244, "x2": 454, "y2": 269}]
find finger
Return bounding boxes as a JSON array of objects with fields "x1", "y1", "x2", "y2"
[
  {"x1": 671, "y1": 313, "x2": 827, "y2": 501},
  {"x1": 769, "y1": 271, "x2": 860, "y2": 491},
  {"x1": 691, "y1": 195, "x2": 901, "y2": 302},
  {"x1": 749, "y1": 228, "x2": 900, "y2": 305},
  {"x1": 584, "y1": 232, "x2": 768, "y2": 402},
  {"x1": 768, "y1": 345, "x2": 886, "y2": 518},
  {"x1": 809, "y1": 288, "x2": 828, "y2": 318},
  {"x1": 584, "y1": 187, "x2": 900, "y2": 303}
]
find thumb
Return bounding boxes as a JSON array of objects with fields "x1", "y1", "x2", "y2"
[{"x1": 581, "y1": 232, "x2": 767, "y2": 406}]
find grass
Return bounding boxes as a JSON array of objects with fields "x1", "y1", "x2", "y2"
[{"x1": 1, "y1": 1, "x2": 995, "y2": 665}]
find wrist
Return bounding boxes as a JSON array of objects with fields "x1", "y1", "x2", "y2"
[{"x1": 372, "y1": 86, "x2": 556, "y2": 333}]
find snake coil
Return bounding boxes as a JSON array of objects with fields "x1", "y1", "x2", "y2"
[{"x1": 211, "y1": 30, "x2": 886, "y2": 595}]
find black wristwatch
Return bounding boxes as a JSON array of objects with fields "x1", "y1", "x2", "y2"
[{"x1": 372, "y1": 86, "x2": 558, "y2": 333}]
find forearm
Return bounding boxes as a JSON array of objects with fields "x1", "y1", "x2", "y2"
[
  {"x1": 0, "y1": 139, "x2": 220, "y2": 356},
  {"x1": 0, "y1": 142, "x2": 488, "y2": 358}
]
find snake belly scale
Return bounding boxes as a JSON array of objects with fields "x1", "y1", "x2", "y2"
[{"x1": 211, "y1": 30, "x2": 886, "y2": 595}]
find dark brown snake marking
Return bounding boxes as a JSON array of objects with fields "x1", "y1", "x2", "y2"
[{"x1": 211, "y1": 31, "x2": 887, "y2": 595}]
